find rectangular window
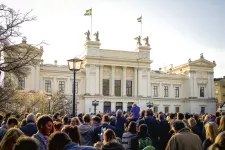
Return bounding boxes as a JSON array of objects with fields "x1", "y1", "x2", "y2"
[
  {"x1": 115, "y1": 80, "x2": 121, "y2": 96},
  {"x1": 126, "y1": 80, "x2": 132, "y2": 97},
  {"x1": 164, "y1": 86, "x2": 169, "y2": 97},
  {"x1": 45, "y1": 80, "x2": 51, "y2": 93},
  {"x1": 59, "y1": 81, "x2": 65, "y2": 92},
  {"x1": 201, "y1": 107, "x2": 205, "y2": 114},
  {"x1": 153, "y1": 86, "x2": 158, "y2": 97},
  {"x1": 200, "y1": 87, "x2": 204, "y2": 97},
  {"x1": 175, "y1": 87, "x2": 179, "y2": 97},
  {"x1": 18, "y1": 78, "x2": 25, "y2": 90},
  {"x1": 153, "y1": 106, "x2": 158, "y2": 113},
  {"x1": 165, "y1": 107, "x2": 169, "y2": 113},
  {"x1": 103, "y1": 79, "x2": 109, "y2": 96},
  {"x1": 175, "y1": 107, "x2": 180, "y2": 113},
  {"x1": 72, "y1": 82, "x2": 78, "y2": 94}
]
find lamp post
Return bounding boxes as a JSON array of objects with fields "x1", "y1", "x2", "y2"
[
  {"x1": 92, "y1": 100, "x2": 99, "y2": 115},
  {"x1": 146, "y1": 101, "x2": 154, "y2": 108},
  {"x1": 67, "y1": 57, "x2": 82, "y2": 117},
  {"x1": 47, "y1": 93, "x2": 52, "y2": 114}
]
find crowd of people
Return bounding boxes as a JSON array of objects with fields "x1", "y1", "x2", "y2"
[{"x1": 0, "y1": 104, "x2": 225, "y2": 150}]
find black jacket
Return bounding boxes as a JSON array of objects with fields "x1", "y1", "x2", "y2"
[
  {"x1": 93, "y1": 123, "x2": 115, "y2": 142},
  {"x1": 102, "y1": 140, "x2": 125, "y2": 150},
  {"x1": 130, "y1": 134, "x2": 152, "y2": 150},
  {"x1": 20, "y1": 123, "x2": 38, "y2": 137},
  {"x1": 115, "y1": 117, "x2": 126, "y2": 138}
]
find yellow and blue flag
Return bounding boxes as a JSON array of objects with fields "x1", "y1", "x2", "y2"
[
  {"x1": 84, "y1": 8, "x2": 92, "y2": 16},
  {"x1": 137, "y1": 16, "x2": 142, "y2": 22}
]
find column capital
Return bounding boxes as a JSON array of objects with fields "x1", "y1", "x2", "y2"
[
  {"x1": 111, "y1": 65, "x2": 116, "y2": 69},
  {"x1": 123, "y1": 66, "x2": 127, "y2": 69},
  {"x1": 207, "y1": 71, "x2": 214, "y2": 75}
]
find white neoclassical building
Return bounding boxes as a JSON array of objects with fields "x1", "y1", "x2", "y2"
[{"x1": 14, "y1": 34, "x2": 217, "y2": 114}]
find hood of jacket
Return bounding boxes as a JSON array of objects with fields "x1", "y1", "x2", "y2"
[{"x1": 79, "y1": 124, "x2": 93, "y2": 134}]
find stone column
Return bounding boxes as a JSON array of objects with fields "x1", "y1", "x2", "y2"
[
  {"x1": 138, "y1": 68, "x2": 142, "y2": 96},
  {"x1": 111, "y1": 66, "x2": 115, "y2": 96},
  {"x1": 95, "y1": 65, "x2": 100, "y2": 95},
  {"x1": 99, "y1": 65, "x2": 104, "y2": 95},
  {"x1": 211, "y1": 72, "x2": 215, "y2": 98},
  {"x1": 170, "y1": 83, "x2": 173, "y2": 98},
  {"x1": 122, "y1": 66, "x2": 127, "y2": 96},
  {"x1": 189, "y1": 71, "x2": 194, "y2": 97},
  {"x1": 147, "y1": 68, "x2": 151, "y2": 97},
  {"x1": 31, "y1": 66, "x2": 35, "y2": 90},
  {"x1": 35, "y1": 65, "x2": 40, "y2": 91},
  {"x1": 134, "y1": 67, "x2": 137, "y2": 97},
  {"x1": 123, "y1": 102, "x2": 127, "y2": 111},
  {"x1": 85, "y1": 64, "x2": 90, "y2": 94},
  {"x1": 111, "y1": 102, "x2": 116, "y2": 112},
  {"x1": 53, "y1": 77, "x2": 57, "y2": 92}
]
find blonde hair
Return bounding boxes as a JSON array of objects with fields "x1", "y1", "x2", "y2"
[
  {"x1": 204, "y1": 115, "x2": 211, "y2": 122},
  {"x1": 70, "y1": 117, "x2": 81, "y2": 126},
  {"x1": 219, "y1": 116, "x2": 225, "y2": 132},
  {"x1": 0, "y1": 128, "x2": 24, "y2": 150},
  {"x1": 205, "y1": 122, "x2": 218, "y2": 143},
  {"x1": 188, "y1": 117, "x2": 196, "y2": 127}
]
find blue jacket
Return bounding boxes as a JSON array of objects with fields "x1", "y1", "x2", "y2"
[
  {"x1": 20, "y1": 123, "x2": 37, "y2": 136},
  {"x1": 131, "y1": 105, "x2": 140, "y2": 119},
  {"x1": 64, "y1": 142, "x2": 97, "y2": 150}
]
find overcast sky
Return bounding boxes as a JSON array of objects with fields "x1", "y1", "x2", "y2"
[{"x1": 3, "y1": 0, "x2": 225, "y2": 77}]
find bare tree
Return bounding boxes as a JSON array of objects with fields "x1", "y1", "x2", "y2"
[{"x1": 0, "y1": 4, "x2": 43, "y2": 77}]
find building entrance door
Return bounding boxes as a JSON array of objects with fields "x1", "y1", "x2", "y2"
[
  {"x1": 116, "y1": 102, "x2": 123, "y2": 111},
  {"x1": 104, "y1": 102, "x2": 111, "y2": 113},
  {"x1": 127, "y1": 102, "x2": 133, "y2": 112}
]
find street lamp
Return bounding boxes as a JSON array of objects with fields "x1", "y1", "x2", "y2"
[
  {"x1": 92, "y1": 100, "x2": 99, "y2": 115},
  {"x1": 47, "y1": 93, "x2": 52, "y2": 114},
  {"x1": 67, "y1": 57, "x2": 82, "y2": 117},
  {"x1": 146, "y1": 101, "x2": 154, "y2": 108}
]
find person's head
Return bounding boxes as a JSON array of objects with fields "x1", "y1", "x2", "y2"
[
  {"x1": 158, "y1": 114, "x2": 165, "y2": 121},
  {"x1": 102, "y1": 115, "x2": 110, "y2": 123},
  {"x1": 92, "y1": 116, "x2": 101, "y2": 125},
  {"x1": 0, "y1": 115, "x2": 4, "y2": 121},
  {"x1": 116, "y1": 109, "x2": 123, "y2": 117},
  {"x1": 128, "y1": 121, "x2": 137, "y2": 134},
  {"x1": 188, "y1": 117, "x2": 196, "y2": 127},
  {"x1": 53, "y1": 122, "x2": 63, "y2": 132},
  {"x1": 110, "y1": 116, "x2": 116, "y2": 124},
  {"x1": 48, "y1": 132, "x2": 72, "y2": 150},
  {"x1": 216, "y1": 116, "x2": 221, "y2": 127},
  {"x1": 7, "y1": 117, "x2": 18, "y2": 128},
  {"x1": 61, "y1": 125, "x2": 81, "y2": 145},
  {"x1": 132, "y1": 103, "x2": 137, "y2": 107},
  {"x1": 20, "y1": 119, "x2": 27, "y2": 127},
  {"x1": 96, "y1": 113, "x2": 102, "y2": 120},
  {"x1": 219, "y1": 116, "x2": 225, "y2": 132},
  {"x1": 83, "y1": 114, "x2": 91, "y2": 124},
  {"x1": 140, "y1": 110, "x2": 145, "y2": 118},
  {"x1": 177, "y1": 113, "x2": 184, "y2": 120},
  {"x1": 94, "y1": 141, "x2": 103, "y2": 150},
  {"x1": 53, "y1": 113, "x2": 60, "y2": 120},
  {"x1": 145, "y1": 109, "x2": 153, "y2": 116},
  {"x1": 215, "y1": 112, "x2": 221, "y2": 118},
  {"x1": 62, "y1": 116, "x2": 69, "y2": 124},
  {"x1": 208, "y1": 131, "x2": 225, "y2": 150},
  {"x1": 26, "y1": 113, "x2": 36, "y2": 123},
  {"x1": 170, "y1": 113, "x2": 175, "y2": 120},
  {"x1": 172, "y1": 120, "x2": 185, "y2": 133},
  {"x1": 5, "y1": 113, "x2": 12, "y2": 119},
  {"x1": 205, "y1": 122, "x2": 218, "y2": 143},
  {"x1": 0, "y1": 128, "x2": 24, "y2": 150},
  {"x1": 14, "y1": 136, "x2": 40, "y2": 150},
  {"x1": 70, "y1": 117, "x2": 81, "y2": 126},
  {"x1": 185, "y1": 113, "x2": 191, "y2": 120},
  {"x1": 193, "y1": 114, "x2": 199, "y2": 121},
  {"x1": 205, "y1": 115, "x2": 211, "y2": 122},
  {"x1": 36, "y1": 115, "x2": 53, "y2": 136},
  {"x1": 36, "y1": 113, "x2": 42, "y2": 119},
  {"x1": 104, "y1": 129, "x2": 116, "y2": 143},
  {"x1": 138, "y1": 124, "x2": 148, "y2": 136}
]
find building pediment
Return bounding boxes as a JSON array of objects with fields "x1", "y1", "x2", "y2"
[{"x1": 189, "y1": 58, "x2": 216, "y2": 68}]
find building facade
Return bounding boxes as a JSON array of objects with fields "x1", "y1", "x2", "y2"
[
  {"x1": 15, "y1": 34, "x2": 217, "y2": 114},
  {"x1": 214, "y1": 77, "x2": 225, "y2": 110}
]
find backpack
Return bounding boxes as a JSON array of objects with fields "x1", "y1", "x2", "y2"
[
  {"x1": 98, "y1": 127, "x2": 106, "y2": 142},
  {"x1": 138, "y1": 137, "x2": 152, "y2": 150}
]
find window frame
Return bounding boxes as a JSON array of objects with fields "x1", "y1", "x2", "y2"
[
  {"x1": 103, "y1": 79, "x2": 110, "y2": 96},
  {"x1": 175, "y1": 87, "x2": 179, "y2": 97},
  {"x1": 126, "y1": 80, "x2": 132, "y2": 97},
  {"x1": 200, "y1": 87, "x2": 204, "y2": 97},
  {"x1": 59, "y1": 81, "x2": 65, "y2": 92},
  {"x1": 164, "y1": 86, "x2": 169, "y2": 97},
  {"x1": 18, "y1": 78, "x2": 25, "y2": 90},
  {"x1": 153, "y1": 86, "x2": 158, "y2": 97},
  {"x1": 115, "y1": 80, "x2": 121, "y2": 96},
  {"x1": 45, "y1": 80, "x2": 51, "y2": 93}
]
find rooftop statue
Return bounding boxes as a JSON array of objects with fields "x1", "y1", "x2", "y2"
[
  {"x1": 134, "y1": 36, "x2": 142, "y2": 46},
  {"x1": 93, "y1": 31, "x2": 100, "y2": 41},
  {"x1": 84, "y1": 30, "x2": 91, "y2": 41},
  {"x1": 143, "y1": 36, "x2": 150, "y2": 46}
]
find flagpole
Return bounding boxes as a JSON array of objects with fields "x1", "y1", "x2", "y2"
[{"x1": 140, "y1": 15, "x2": 142, "y2": 37}]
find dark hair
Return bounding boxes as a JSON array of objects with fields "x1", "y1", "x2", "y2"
[
  {"x1": 36, "y1": 115, "x2": 53, "y2": 130},
  {"x1": 83, "y1": 114, "x2": 91, "y2": 123},
  {"x1": 177, "y1": 113, "x2": 184, "y2": 120},
  {"x1": 104, "y1": 129, "x2": 116, "y2": 142},
  {"x1": 216, "y1": 117, "x2": 221, "y2": 126},
  {"x1": 102, "y1": 115, "x2": 110, "y2": 123},
  {"x1": 138, "y1": 124, "x2": 148, "y2": 136},
  {"x1": 185, "y1": 113, "x2": 190, "y2": 120},
  {"x1": 53, "y1": 122, "x2": 63, "y2": 130},
  {"x1": 5, "y1": 113, "x2": 11, "y2": 118},
  {"x1": 159, "y1": 114, "x2": 164, "y2": 120},
  {"x1": 146, "y1": 109, "x2": 153, "y2": 116},
  {"x1": 63, "y1": 116, "x2": 69, "y2": 123},
  {"x1": 63, "y1": 125, "x2": 81, "y2": 145},
  {"x1": 92, "y1": 116, "x2": 101, "y2": 123},
  {"x1": 14, "y1": 136, "x2": 39, "y2": 150},
  {"x1": 128, "y1": 121, "x2": 137, "y2": 134},
  {"x1": 194, "y1": 114, "x2": 199, "y2": 121},
  {"x1": 0, "y1": 115, "x2": 3, "y2": 121},
  {"x1": 96, "y1": 113, "x2": 102, "y2": 120},
  {"x1": 20, "y1": 119, "x2": 27, "y2": 127},
  {"x1": 7, "y1": 117, "x2": 18, "y2": 126},
  {"x1": 140, "y1": 110, "x2": 145, "y2": 118},
  {"x1": 53, "y1": 113, "x2": 60, "y2": 119},
  {"x1": 48, "y1": 132, "x2": 71, "y2": 150},
  {"x1": 170, "y1": 113, "x2": 175, "y2": 119},
  {"x1": 215, "y1": 112, "x2": 221, "y2": 118},
  {"x1": 173, "y1": 121, "x2": 185, "y2": 131}
]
